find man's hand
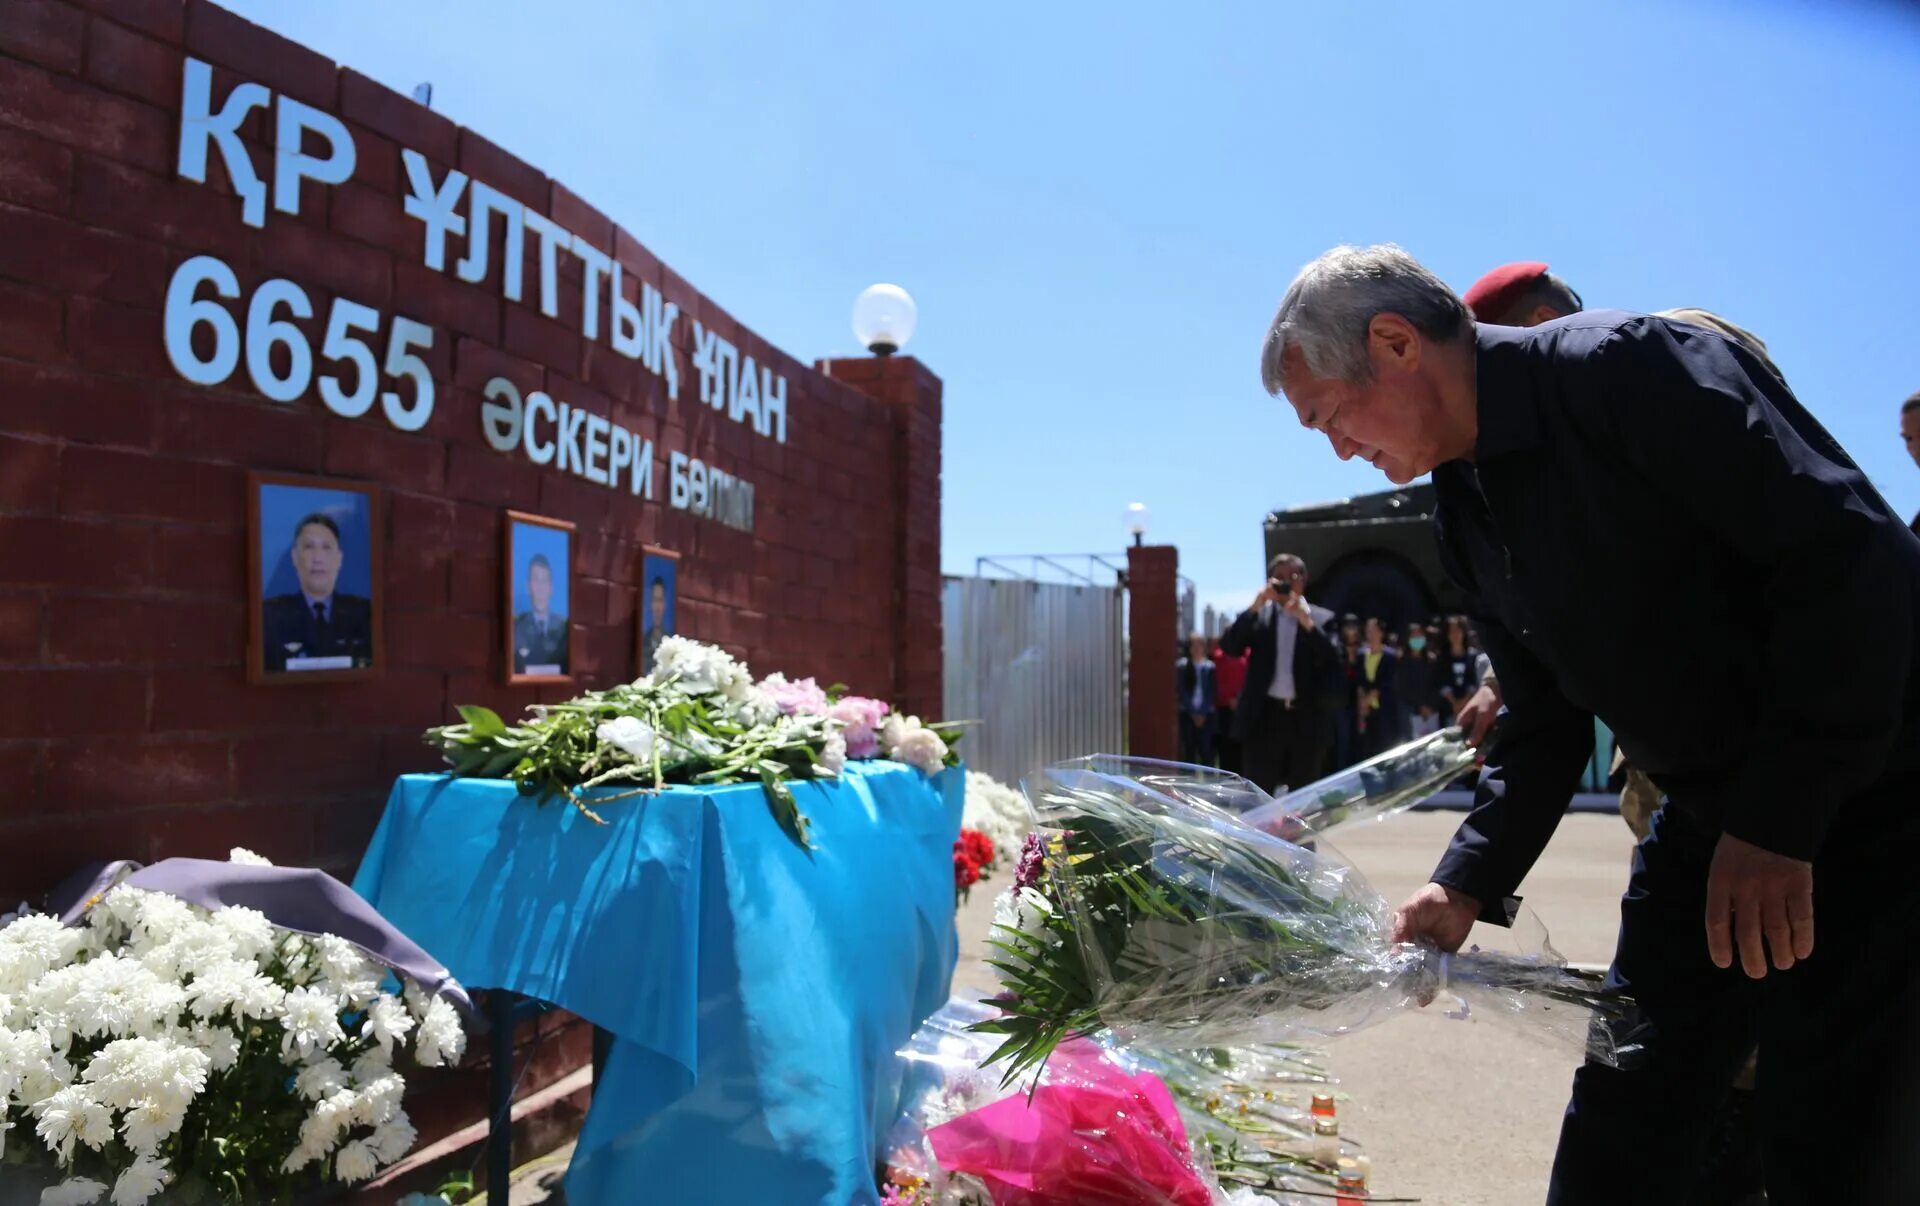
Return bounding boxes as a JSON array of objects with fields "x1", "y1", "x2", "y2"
[
  {"x1": 1705, "y1": 832, "x2": 1814, "y2": 977},
  {"x1": 1390, "y1": 881, "x2": 1479, "y2": 953},
  {"x1": 1251, "y1": 584, "x2": 1281, "y2": 611},
  {"x1": 1282, "y1": 592, "x2": 1316, "y2": 630},
  {"x1": 1455, "y1": 682, "x2": 1501, "y2": 747}
]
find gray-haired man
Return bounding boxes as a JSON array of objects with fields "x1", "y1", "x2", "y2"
[{"x1": 1260, "y1": 244, "x2": 1920, "y2": 1205}]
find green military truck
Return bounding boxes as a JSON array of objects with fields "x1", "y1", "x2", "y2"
[{"x1": 1260, "y1": 483, "x2": 1467, "y2": 628}]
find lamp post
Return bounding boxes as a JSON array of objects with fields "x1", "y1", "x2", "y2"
[
  {"x1": 1124, "y1": 502, "x2": 1150, "y2": 548},
  {"x1": 852, "y1": 283, "x2": 918, "y2": 357}
]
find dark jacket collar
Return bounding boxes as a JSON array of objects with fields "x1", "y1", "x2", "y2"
[{"x1": 1470, "y1": 323, "x2": 1547, "y2": 461}]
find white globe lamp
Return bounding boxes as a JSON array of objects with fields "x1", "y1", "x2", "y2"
[
  {"x1": 1124, "y1": 502, "x2": 1151, "y2": 547},
  {"x1": 852, "y1": 283, "x2": 918, "y2": 357}
]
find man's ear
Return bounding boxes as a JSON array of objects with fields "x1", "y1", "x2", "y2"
[
  {"x1": 1368, "y1": 313, "x2": 1419, "y2": 370},
  {"x1": 1526, "y1": 304, "x2": 1566, "y2": 327}
]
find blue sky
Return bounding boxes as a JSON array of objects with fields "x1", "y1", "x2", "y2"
[{"x1": 230, "y1": 0, "x2": 1920, "y2": 619}]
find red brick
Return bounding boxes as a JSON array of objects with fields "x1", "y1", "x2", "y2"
[
  {"x1": 0, "y1": 124, "x2": 72, "y2": 212},
  {"x1": 71, "y1": 0, "x2": 184, "y2": 44},
  {"x1": 0, "y1": 281, "x2": 63, "y2": 360},
  {"x1": 382, "y1": 494, "x2": 449, "y2": 609},
  {"x1": 386, "y1": 608, "x2": 489, "y2": 672},
  {"x1": 82, "y1": 15, "x2": 179, "y2": 107},
  {"x1": 312, "y1": 791, "x2": 385, "y2": 867},
  {"x1": 157, "y1": 393, "x2": 321, "y2": 471},
  {"x1": 322, "y1": 422, "x2": 444, "y2": 494},
  {"x1": 392, "y1": 261, "x2": 499, "y2": 343},
  {"x1": 329, "y1": 181, "x2": 415, "y2": 258},
  {"x1": 59, "y1": 447, "x2": 237, "y2": 524},
  {"x1": 148, "y1": 801, "x2": 315, "y2": 866},
  {"x1": 456, "y1": 130, "x2": 546, "y2": 213},
  {"x1": 0, "y1": 361, "x2": 156, "y2": 449},
  {"x1": 314, "y1": 669, "x2": 443, "y2": 728},
  {"x1": 233, "y1": 731, "x2": 380, "y2": 800},
  {"x1": 611, "y1": 226, "x2": 662, "y2": 289},
  {"x1": 535, "y1": 472, "x2": 611, "y2": 534},
  {"x1": 0, "y1": 57, "x2": 172, "y2": 174},
  {"x1": 44, "y1": 738, "x2": 230, "y2": 811},
  {"x1": 549, "y1": 183, "x2": 612, "y2": 252},
  {"x1": 46, "y1": 594, "x2": 239, "y2": 664},
  {"x1": 503, "y1": 306, "x2": 577, "y2": 373},
  {"x1": 452, "y1": 337, "x2": 540, "y2": 394},
  {"x1": 184, "y1": 0, "x2": 337, "y2": 109},
  {"x1": 153, "y1": 523, "x2": 242, "y2": 599},
  {"x1": 0, "y1": 593, "x2": 42, "y2": 661},
  {"x1": 0, "y1": 0, "x2": 86, "y2": 74},
  {"x1": 155, "y1": 666, "x2": 349, "y2": 732},
  {"x1": 338, "y1": 69, "x2": 455, "y2": 167},
  {"x1": 340, "y1": 122, "x2": 400, "y2": 196},
  {"x1": 0, "y1": 435, "x2": 59, "y2": 511},
  {"x1": 251, "y1": 219, "x2": 392, "y2": 309},
  {"x1": 0, "y1": 668, "x2": 146, "y2": 737},
  {"x1": 0, "y1": 814, "x2": 153, "y2": 901},
  {"x1": 0, "y1": 203, "x2": 168, "y2": 305},
  {"x1": 63, "y1": 296, "x2": 171, "y2": 379},
  {"x1": 0, "y1": 516, "x2": 150, "y2": 590},
  {"x1": 444, "y1": 442, "x2": 537, "y2": 510},
  {"x1": 69, "y1": 156, "x2": 250, "y2": 263}
]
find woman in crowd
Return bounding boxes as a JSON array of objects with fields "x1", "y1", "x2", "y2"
[
  {"x1": 1399, "y1": 619, "x2": 1444, "y2": 739},
  {"x1": 1175, "y1": 631, "x2": 1216, "y2": 766},
  {"x1": 1356, "y1": 617, "x2": 1399, "y2": 756},
  {"x1": 1438, "y1": 614, "x2": 1481, "y2": 721},
  {"x1": 1333, "y1": 614, "x2": 1364, "y2": 770}
]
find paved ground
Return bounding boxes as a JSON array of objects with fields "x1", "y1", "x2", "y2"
[{"x1": 954, "y1": 810, "x2": 1638, "y2": 1206}]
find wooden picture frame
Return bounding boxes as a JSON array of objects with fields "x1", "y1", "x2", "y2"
[
  {"x1": 504, "y1": 510, "x2": 576, "y2": 685},
  {"x1": 246, "y1": 471, "x2": 384, "y2": 685},
  {"x1": 636, "y1": 545, "x2": 680, "y2": 679}
]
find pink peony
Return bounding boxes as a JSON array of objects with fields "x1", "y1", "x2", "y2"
[
  {"x1": 760, "y1": 673, "x2": 830, "y2": 717},
  {"x1": 829, "y1": 696, "x2": 891, "y2": 760}
]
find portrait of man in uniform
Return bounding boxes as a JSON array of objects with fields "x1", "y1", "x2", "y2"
[
  {"x1": 248, "y1": 474, "x2": 382, "y2": 683},
  {"x1": 638, "y1": 547, "x2": 678, "y2": 678},
  {"x1": 505, "y1": 511, "x2": 574, "y2": 683}
]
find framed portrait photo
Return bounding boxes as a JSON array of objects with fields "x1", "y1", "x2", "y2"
[
  {"x1": 637, "y1": 546, "x2": 679, "y2": 679},
  {"x1": 505, "y1": 511, "x2": 575, "y2": 684},
  {"x1": 247, "y1": 472, "x2": 383, "y2": 685}
]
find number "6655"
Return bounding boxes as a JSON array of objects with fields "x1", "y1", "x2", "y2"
[{"x1": 163, "y1": 254, "x2": 436, "y2": 432}]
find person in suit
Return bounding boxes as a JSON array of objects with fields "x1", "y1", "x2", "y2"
[
  {"x1": 512, "y1": 554, "x2": 568, "y2": 674},
  {"x1": 1333, "y1": 614, "x2": 1364, "y2": 769},
  {"x1": 1902, "y1": 391, "x2": 1920, "y2": 537},
  {"x1": 261, "y1": 512, "x2": 373, "y2": 673},
  {"x1": 1220, "y1": 553, "x2": 1340, "y2": 796},
  {"x1": 1175, "y1": 631, "x2": 1217, "y2": 766},
  {"x1": 1399, "y1": 620, "x2": 1444, "y2": 739},
  {"x1": 640, "y1": 578, "x2": 669, "y2": 676}
]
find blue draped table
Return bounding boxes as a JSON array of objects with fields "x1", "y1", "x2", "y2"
[{"x1": 351, "y1": 761, "x2": 965, "y2": 1205}]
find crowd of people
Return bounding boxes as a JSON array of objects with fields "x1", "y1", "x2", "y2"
[{"x1": 1178, "y1": 608, "x2": 1486, "y2": 784}]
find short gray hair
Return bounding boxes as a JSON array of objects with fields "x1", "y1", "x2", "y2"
[{"x1": 1260, "y1": 244, "x2": 1473, "y2": 394}]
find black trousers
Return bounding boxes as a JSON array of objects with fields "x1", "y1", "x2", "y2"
[
  {"x1": 1240, "y1": 703, "x2": 1331, "y2": 796},
  {"x1": 1178, "y1": 711, "x2": 1215, "y2": 767},
  {"x1": 1548, "y1": 794, "x2": 1920, "y2": 1204},
  {"x1": 1215, "y1": 706, "x2": 1243, "y2": 775}
]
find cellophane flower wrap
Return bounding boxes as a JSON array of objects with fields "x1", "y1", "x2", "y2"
[
  {"x1": 0, "y1": 850, "x2": 466, "y2": 1205},
  {"x1": 977, "y1": 760, "x2": 1632, "y2": 1084}
]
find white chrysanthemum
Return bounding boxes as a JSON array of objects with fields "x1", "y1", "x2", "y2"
[
  {"x1": 349, "y1": 1045, "x2": 391, "y2": 1087},
  {"x1": 595, "y1": 716, "x2": 657, "y2": 762},
  {"x1": 40, "y1": 1176, "x2": 107, "y2": 1205},
  {"x1": 120, "y1": 1097, "x2": 186, "y2": 1156},
  {"x1": 186, "y1": 959, "x2": 284, "y2": 1022},
  {"x1": 281, "y1": 987, "x2": 346, "y2": 1061},
  {"x1": 81, "y1": 1037, "x2": 208, "y2": 1117},
  {"x1": 227, "y1": 848, "x2": 272, "y2": 866},
  {"x1": 0, "y1": 914, "x2": 87, "y2": 994},
  {"x1": 294, "y1": 1088, "x2": 359, "y2": 1164},
  {"x1": 992, "y1": 888, "x2": 1058, "y2": 950},
  {"x1": 33, "y1": 1085, "x2": 100, "y2": 1162},
  {"x1": 334, "y1": 1137, "x2": 379, "y2": 1184},
  {"x1": 277, "y1": 934, "x2": 316, "y2": 985},
  {"x1": 413, "y1": 995, "x2": 465, "y2": 1067},
  {"x1": 963, "y1": 771, "x2": 1031, "y2": 862},
  {"x1": 0, "y1": 1025, "x2": 58, "y2": 1100},
  {"x1": 814, "y1": 733, "x2": 847, "y2": 777},
  {"x1": 187, "y1": 1024, "x2": 241, "y2": 1073},
  {"x1": 369, "y1": 1109, "x2": 417, "y2": 1164},
  {"x1": 654, "y1": 636, "x2": 754, "y2": 700},
  {"x1": 109, "y1": 1155, "x2": 170, "y2": 1206},
  {"x1": 208, "y1": 906, "x2": 274, "y2": 964},
  {"x1": 294, "y1": 1056, "x2": 349, "y2": 1102},
  {"x1": 30, "y1": 956, "x2": 189, "y2": 1046},
  {"x1": 353, "y1": 1072, "x2": 405, "y2": 1128},
  {"x1": 313, "y1": 937, "x2": 380, "y2": 1007},
  {"x1": 361, "y1": 995, "x2": 414, "y2": 1057}
]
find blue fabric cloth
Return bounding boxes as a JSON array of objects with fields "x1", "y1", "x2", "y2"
[{"x1": 352, "y1": 761, "x2": 965, "y2": 1205}]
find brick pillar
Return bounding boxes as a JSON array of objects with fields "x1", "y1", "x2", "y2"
[
  {"x1": 816, "y1": 355, "x2": 944, "y2": 721},
  {"x1": 1127, "y1": 543, "x2": 1179, "y2": 759}
]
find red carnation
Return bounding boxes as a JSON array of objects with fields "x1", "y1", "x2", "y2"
[
  {"x1": 954, "y1": 848, "x2": 981, "y2": 891},
  {"x1": 961, "y1": 828, "x2": 996, "y2": 870}
]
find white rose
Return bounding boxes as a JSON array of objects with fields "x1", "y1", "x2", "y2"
[
  {"x1": 226, "y1": 848, "x2": 272, "y2": 866},
  {"x1": 815, "y1": 734, "x2": 847, "y2": 777},
  {"x1": 595, "y1": 716, "x2": 657, "y2": 762},
  {"x1": 893, "y1": 726, "x2": 949, "y2": 776}
]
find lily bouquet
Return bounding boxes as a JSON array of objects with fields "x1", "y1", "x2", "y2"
[
  {"x1": 978, "y1": 760, "x2": 1631, "y2": 1086},
  {"x1": 424, "y1": 637, "x2": 961, "y2": 848}
]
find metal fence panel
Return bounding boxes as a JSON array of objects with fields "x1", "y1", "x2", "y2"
[{"x1": 943, "y1": 576, "x2": 1124, "y2": 789}]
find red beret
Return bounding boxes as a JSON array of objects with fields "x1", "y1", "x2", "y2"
[{"x1": 1463, "y1": 261, "x2": 1549, "y2": 321}]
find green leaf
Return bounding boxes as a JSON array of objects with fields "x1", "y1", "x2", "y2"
[{"x1": 455, "y1": 704, "x2": 508, "y2": 736}]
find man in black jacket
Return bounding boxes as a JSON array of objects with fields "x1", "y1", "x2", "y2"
[
  {"x1": 1220, "y1": 554, "x2": 1340, "y2": 796},
  {"x1": 1260, "y1": 244, "x2": 1920, "y2": 1205}
]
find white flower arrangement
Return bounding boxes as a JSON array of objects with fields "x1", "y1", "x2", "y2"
[
  {"x1": 962, "y1": 771, "x2": 1030, "y2": 863},
  {"x1": 0, "y1": 850, "x2": 466, "y2": 1204}
]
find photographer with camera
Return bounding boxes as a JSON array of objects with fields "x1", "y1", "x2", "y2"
[{"x1": 1220, "y1": 554, "x2": 1341, "y2": 795}]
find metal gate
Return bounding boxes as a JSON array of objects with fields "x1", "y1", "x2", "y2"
[{"x1": 942, "y1": 573, "x2": 1125, "y2": 789}]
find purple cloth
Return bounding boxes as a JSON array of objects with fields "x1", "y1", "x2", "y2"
[{"x1": 46, "y1": 858, "x2": 474, "y2": 1019}]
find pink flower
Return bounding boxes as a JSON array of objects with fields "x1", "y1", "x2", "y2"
[
  {"x1": 829, "y1": 696, "x2": 891, "y2": 760},
  {"x1": 760, "y1": 673, "x2": 829, "y2": 716},
  {"x1": 1013, "y1": 832, "x2": 1046, "y2": 892}
]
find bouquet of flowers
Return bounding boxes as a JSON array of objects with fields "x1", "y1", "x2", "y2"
[
  {"x1": 1237, "y1": 727, "x2": 1480, "y2": 843},
  {"x1": 977, "y1": 761, "x2": 1631, "y2": 1087},
  {"x1": 953, "y1": 830, "x2": 997, "y2": 901},
  {"x1": 0, "y1": 850, "x2": 467, "y2": 1205},
  {"x1": 961, "y1": 773, "x2": 1030, "y2": 867},
  {"x1": 424, "y1": 637, "x2": 961, "y2": 849}
]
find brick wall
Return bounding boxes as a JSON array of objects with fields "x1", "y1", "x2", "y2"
[
  {"x1": 1127, "y1": 544, "x2": 1178, "y2": 760},
  {"x1": 0, "y1": 0, "x2": 944, "y2": 901}
]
